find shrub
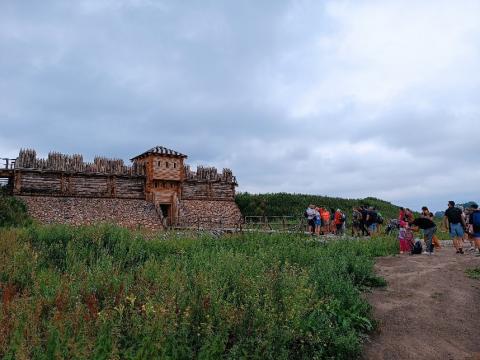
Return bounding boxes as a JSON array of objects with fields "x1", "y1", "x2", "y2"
[
  {"x1": 0, "y1": 195, "x2": 31, "y2": 228},
  {"x1": 0, "y1": 225, "x2": 397, "y2": 359}
]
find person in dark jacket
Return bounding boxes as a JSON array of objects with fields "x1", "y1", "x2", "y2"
[
  {"x1": 359, "y1": 206, "x2": 369, "y2": 236},
  {"x1": 468, "y1": 203, "x2": 480, "y2": 256},
  {"x1": 411, "y1": 216, "x2": 437, "y2": 255}
]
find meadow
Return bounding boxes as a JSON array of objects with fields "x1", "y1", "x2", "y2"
[{"x1": 0, "y1": 224, "x2": 397, "y2": 359}]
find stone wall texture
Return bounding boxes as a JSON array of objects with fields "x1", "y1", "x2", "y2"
[
  {"x1": 179, "y1": 199, "x2": 243, "y2": 228},
  {"x1": 18, "y1": 196, "x2": 163, "y2": 230}
]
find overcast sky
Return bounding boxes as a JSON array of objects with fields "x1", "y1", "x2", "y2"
[{"x1": 1, "y1": 0, "x2": 479, "y2": 211}]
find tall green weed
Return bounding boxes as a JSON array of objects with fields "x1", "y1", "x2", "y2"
[{"x1": 0, "y1": 225, "x2": 396, "y2": 359}]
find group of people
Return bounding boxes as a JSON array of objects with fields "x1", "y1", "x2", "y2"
[
  {"x1": 305, "y1": 204, "x2": 385, "y2": 236},
  {"x1": 351, "y1": 206, "x2": 384, "y2": 236},
  {"x1": 304, "y1": 200, "x2": 480, "y2": 257},
  {"x1": 305, "y1": 205, "x2": 347, "y2": 235},
  {"x1": 397, "y1": 201, "x2": 480, "y2": 256}
]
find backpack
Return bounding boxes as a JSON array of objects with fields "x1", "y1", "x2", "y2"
[
  {"x1": 472, "y1": 211, "x2": 480, "y2": 231},
  {"x1": 411, "y1": 241, "x2": 422, "y2": 255},
  {"x1": 377, "y1": 214, "x2": 384, "y2": 224}
]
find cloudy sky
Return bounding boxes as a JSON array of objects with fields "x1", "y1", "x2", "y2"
[{"x1": 1, "y1": 0, "x2": 479, "y2": 211}]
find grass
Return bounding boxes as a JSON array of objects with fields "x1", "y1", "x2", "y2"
[
  {"x1": 465, "y1": 267, "x2": 480, "y2": 280},
  {"x1": 0, "y1": 224, "x2": 397, "y2": 359}
]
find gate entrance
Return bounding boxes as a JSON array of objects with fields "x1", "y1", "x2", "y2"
[{"x1": 159, "y1": 204, "x2": 171, "y2": 225}]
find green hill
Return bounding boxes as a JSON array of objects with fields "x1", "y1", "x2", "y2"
[{"x1": 235, "y1": 192, "x2": 402, "y2": 220}]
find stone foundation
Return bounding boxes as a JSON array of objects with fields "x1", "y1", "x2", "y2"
[
  {"x1": 179, "y1": 200, "x2": 243, "y2": 228},
  {"x1": 18, "y1": 196, "x2": 163, "y2": 230}
]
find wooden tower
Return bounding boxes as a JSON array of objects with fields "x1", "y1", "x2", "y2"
[{"x1": 131, "y1": 146, "x2": 187, "y2": 225}]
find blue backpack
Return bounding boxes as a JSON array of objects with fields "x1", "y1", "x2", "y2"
[{"x1": 472, "y1": 211, "x2": 480, "y2": 231}]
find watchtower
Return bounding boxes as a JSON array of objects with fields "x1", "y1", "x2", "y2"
[{"x1": 131, "y1": 146, "x2": 187, "y2": 225}]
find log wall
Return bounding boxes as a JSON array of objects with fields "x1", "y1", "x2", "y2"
[
  {"x1": 181, "y1": 181, "x2": 235, "y2": 200},
  {"x1": 15, "y1": 171, "x2": 144, "y2": 199}
]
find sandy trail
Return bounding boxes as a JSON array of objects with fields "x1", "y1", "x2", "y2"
[{"x1": 362, "y1": 247, "x2": 480, "y2": 360}]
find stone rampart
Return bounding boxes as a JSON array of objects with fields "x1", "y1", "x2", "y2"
[
  {"x1": 179, "y1": 199, "x2": 242, "y2": 228},
  {"x1": 18, "y1": 196, "x2": 163, "y2": 230}
]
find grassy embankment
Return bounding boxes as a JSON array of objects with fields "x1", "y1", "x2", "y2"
[
  {"x1": 236, "y1": 192, "x2": 402, "y2": 220},
  {"x1": 0, "y1": 194, "x2": 398, "y2": 359}
]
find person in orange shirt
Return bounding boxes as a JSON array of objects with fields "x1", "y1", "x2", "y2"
[
  {"x1": 320, "y1": 207, "x2": 330, "y2": 235},
  {"x1": 334, "y1": 209, "x2": 345, "y2": 235}
]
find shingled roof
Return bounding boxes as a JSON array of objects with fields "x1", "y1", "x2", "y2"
[{"x1": 131, "y1": 146, "x2": 187, "y2": 160}]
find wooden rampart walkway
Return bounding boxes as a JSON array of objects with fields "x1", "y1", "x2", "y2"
[{"x1": 0, "y1": 158, "x2": 15, "y2": 189}]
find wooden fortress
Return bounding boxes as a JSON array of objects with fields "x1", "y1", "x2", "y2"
[{"x1": 10, "y1": 146, "x2": 241, "y2": 228}]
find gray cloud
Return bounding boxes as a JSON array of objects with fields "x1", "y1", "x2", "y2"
[{"x1": 1, "y1": 0, "x2": 479, "y2": 212}]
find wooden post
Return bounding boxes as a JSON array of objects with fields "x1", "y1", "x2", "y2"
[
  {"x1": 111, "y1": 176, "x2": 117, "y2": 197},
  {"x1": 13, "y1": 171, "x2": 21, "y2": 194}
]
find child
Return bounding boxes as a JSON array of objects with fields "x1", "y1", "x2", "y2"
[{"x1": 398, "y1": 221, "x2": 413, "y2": 254}]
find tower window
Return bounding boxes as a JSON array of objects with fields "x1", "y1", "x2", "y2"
[
  {"x1": 158, "y1": 161, "x2": 161, "y2": 166},
  {"x1": 166, "y1": 162, "x2": 169, "y2": 168},
  {"x1": 173, "y1": 162, "x2": 177, "y2": 169}
]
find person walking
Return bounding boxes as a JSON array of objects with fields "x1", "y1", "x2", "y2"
[
  {"x1": 320, "y1": 207, "x2": 331, "y2": 235},
  {"x1": 405, "y1": 208, "x2": 415, "y2": 224},
  {"x1": 366, "y1": 207, "x2": 378, "y2": 236},
  {"x1": 468, "y1": 203, "x2": 480, "y2": 256},
  {"x1": 411, "y1": 216, "x2": 437, "y2": 255},
  {"x1": 442, "y1": 201, "x2": 466, "y2": 254},
  {"x1": 421, "y1": 207, "x2": 441, "y2": 250},
  {"x1": 352, "y1": 207, "x2": 362, "y2": 236},
  {"x1": 314, "y1": 207, "x2": 322, "y2": 236},
  {"x1": 464, "y1": 206, "x2": 477, "y2": 252},
  {"x1": 398, "y1": 221, "x2": 413, "y2": 254},
  {"x1": 359, "y1": 206, "x2": 369, "y2": 236},
  {"x1": 334, "y1": 209, "x2": 344, "y2": 235},
  {"x1": 305, "y1": 205, "x2": 316, "y2": 235},
  {"x1": 376, "y1": 211, "x2": 384, "y2": 234}
]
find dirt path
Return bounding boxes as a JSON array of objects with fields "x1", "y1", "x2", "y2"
[{"x1": 363, "y1": 247, "x2": 480, "y2": 360}]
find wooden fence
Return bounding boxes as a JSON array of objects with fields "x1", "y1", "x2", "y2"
[{"x1": 1, "y1": 158, "x2": 15, "y2": 170}]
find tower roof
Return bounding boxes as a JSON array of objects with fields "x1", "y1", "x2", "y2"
[{"x1": 131, "y1": 146, "x2": 187, "y2": 161}]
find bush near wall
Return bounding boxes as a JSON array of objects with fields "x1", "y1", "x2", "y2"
[
  {"x1": 0, "y1": 224, "x2": 397, "y2": 359},
  {"x1": 0, "y1": 193, "x2": 31, "y2": 227}
]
